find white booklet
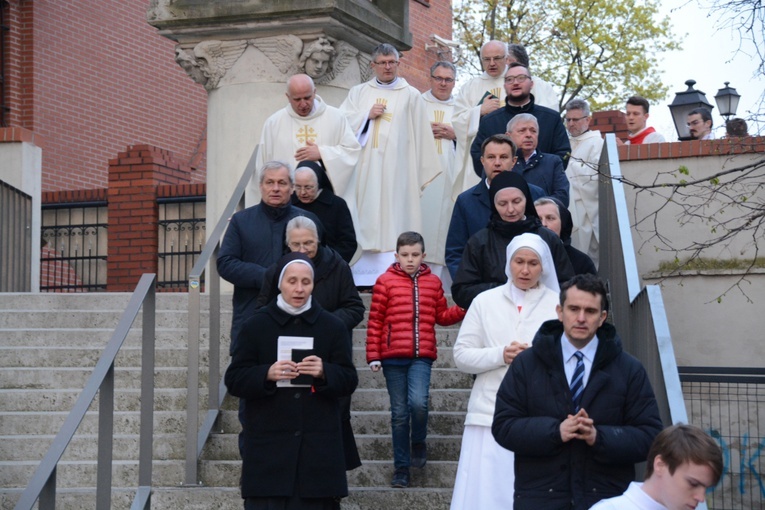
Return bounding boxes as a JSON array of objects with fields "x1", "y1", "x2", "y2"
[{"x1": 276, "y1": 336, "x2": 314, "y2": 388}]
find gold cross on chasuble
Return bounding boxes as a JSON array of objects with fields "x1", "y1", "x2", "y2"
[
  {"x1": 373, "y1": 98, "x2": 393, "y2": 149},
  {"x1": 433, "y1": 109, "x2": 445, "y2": 154},
  {"x1": 296, "y1": 125, "x2": 317, "y2": 145}
]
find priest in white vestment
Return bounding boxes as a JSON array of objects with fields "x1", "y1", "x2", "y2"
[
  {"x1": 420, "y1": 62, "x2": 458, "y2": 273},
  {"x1": 247, "y1": 74, "x2": 361, "y2": 208},
  {"x1": 451, "y1": 41, "x2": 508, "y2": 200},
  {"x1": 564, "y1": 99, "x2": 603, "y2": 267},
  {"x1": 339, "y1": 43, "x2": 440, "y2": 284}
]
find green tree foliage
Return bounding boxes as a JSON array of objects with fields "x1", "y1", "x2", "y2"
[{"x1": 453, "y1": 0, "x2": 681, "y2": 110}]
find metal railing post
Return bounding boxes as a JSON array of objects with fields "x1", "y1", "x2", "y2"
[
  {"x1": 184, "y1": 146, "x2": 259, "y2": 485},
  {"x1": 133, "y1": 280, "x2": 156, "y2": 509},
  {"x1": 96, "y1": 364, "x2": 114, "y2": 509}
]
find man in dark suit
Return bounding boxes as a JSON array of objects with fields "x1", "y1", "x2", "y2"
[{"x1": 493, "y1": 274, "x2": 663, "y2": 510}]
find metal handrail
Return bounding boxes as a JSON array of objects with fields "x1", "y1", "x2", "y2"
[
  {"x1": 599, "y1": 133, "x2": 688, "y2": 427},
  {"x1": 183, "y1": 144, "x2": 260, "y2": 484},
  {"x1": 14, "y1": 273, "x2": 156, "y2": 510}
]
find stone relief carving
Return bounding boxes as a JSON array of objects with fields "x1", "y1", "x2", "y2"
[
  {"x1": 175, "y1": 40, "x2": 248, "y2": 90},
  {"x1": 250, "y1": 35, "x2": 303, "y2": 75},
  {"x1": 298, "y1": 37, "x2": 336, "y2": 80},
  {"x1": 175, "y1": 35, "x2": 371, "y2": 90}
]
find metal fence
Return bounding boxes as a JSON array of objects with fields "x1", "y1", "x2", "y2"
[
  {"x1": 0, "y1": 180, "x2": 32, "y2": 291},
  {"x1": 680, "y1": 367, "x2": 765, "y2": 510},
  {"x1": 41, "y1": 201, "x2": 108, "y2": 292},
  {"x1": 157, "y1": 196, "x2": 206, "y2": 290}
]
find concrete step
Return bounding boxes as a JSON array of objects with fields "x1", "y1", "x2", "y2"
[
  {"x1": 0, "y1": 309, "x2": 231, "y2": 330},
  {"x1": 0, "y1": 346, "x2": 205, "y2": 368},
  {"x1": 0, "y1": 292, "x2": 231, "y2": 311},
  {"x1": 195, "y1": 459, "x2": 457, "y2": 489},
  {"x1": 0, "y1": 388, "x2": 208, "y2": 413},
  {"x1": 200, "y1": 433, "x2": 461, "y2": 462},
  {"x1": 0, "y1": 327, "x2": 228, "y2": 349},
  {"x1": 0, "y1": 410, "x2": 191, "y2": 436},
  {"x1": 0, "y1": 485, "x2": 454, "y2": 510},
  {"x1": 0, "y1": 459, "x2": 187, "y2": 489},
  {"x1": 0, "y1": 433, "x2": 186, "y2": 462},
  {"x1": 0, "y1": 366, "x2": 204, "y2": 390}
]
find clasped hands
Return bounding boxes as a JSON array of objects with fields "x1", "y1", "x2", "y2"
[
  {"x1": 560, "y1": 408, "x2": 597, "y2": 446},
  {"x1": 269, "y1": 355, "x2": 324, "y2": 381}
]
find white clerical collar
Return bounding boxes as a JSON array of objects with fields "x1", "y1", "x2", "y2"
[
  {"x1": 375, "y1": 77, "x2": 400, "y2": 89},
  {"x1": 423, "y1": 89, "x2": 453, "y2": 105}
]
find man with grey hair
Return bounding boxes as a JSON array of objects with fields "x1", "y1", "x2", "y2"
[
  {"x1": 564, "y1": 98, "x2": 602, "y2": 266},
  {"x1": 339, "y1": 43, "x2": 439, "y2": 284},
  {"x1": 451, "y1": 40, "x2": 509, "y2": 197},
  {"x1": 470, "y1": 63, "x2": 571, "y2": 179},
  {"x1": 421, "y1": 61, "x2": 458, "y2": 270},
  {"x1": 506, "y1": 113, "x2": 570, "y2": 206},
  {"x1": 218, "y1": 161, "x2": 322, "y2": 354}
]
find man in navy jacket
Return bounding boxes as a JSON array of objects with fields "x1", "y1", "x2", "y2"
[
  {"x1": 493, "y1": 274, "x2": 662, "y2": 510},
  {"x1": 217, "y1": 161, "x2": 320, "y2": 354},
  {"x1": 470, "y1": 63, "x2": 570, "y2": 178}
]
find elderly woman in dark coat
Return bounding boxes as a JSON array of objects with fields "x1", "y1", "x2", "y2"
[
  {"x1": 451, "y1": 171, "x2": 575, "y2": 309},
  {"x1": 225, "y1": 253, "x2": 358, "y2": 510},
  {"x1": 291, "y1": 161, "x2": 358, "y2": 263},
  {"x1": 257, "y1": 216, "x2": 364, "y2": 469}
]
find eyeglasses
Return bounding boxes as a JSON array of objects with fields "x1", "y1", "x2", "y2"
[
  {"x1": 430, "y1": 76, "x2": 455, "y2": 84},
  {"x1": 481, "y1": 56, "x2": 506, "y2": 63},
  {"x1": 294, "y1": 185, "x2": 316, "y2": 192},
  {"x1": 565, "y1": 116, "x2": 587, "y2": 123},
  {"x1": 504, "y1": 75, "x2": 531, "y2": 84},
  {"x1": 373, "y1": 60, "x2": 399, "y2": 68},
  {"x1": 288, "y1": 240, "x2": 317, "y2": 250}
]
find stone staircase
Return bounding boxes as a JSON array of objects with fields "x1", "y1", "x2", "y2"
[{"x1": 0, "y1": 292, "x2": 467, "y2": 509}]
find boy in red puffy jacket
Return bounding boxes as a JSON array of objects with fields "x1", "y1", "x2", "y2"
[{"x1": 366, "y1": 231, "x2": 466, "y2": 488}]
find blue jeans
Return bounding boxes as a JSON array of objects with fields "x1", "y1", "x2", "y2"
[{"x1": 382, "y1": 358, "x2": 432, "y2": 469}]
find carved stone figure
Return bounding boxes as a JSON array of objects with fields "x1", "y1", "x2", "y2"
[
  {"x1": 175, "y1": 40, "x2": 248, "y2": 91},
  {"x1": 298, "y1": 37, "x2": 337, "y2": 80}
]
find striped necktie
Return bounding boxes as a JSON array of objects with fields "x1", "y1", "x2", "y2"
[{"x1": 570, "y1": 351, "x2": 585, "y2": 412}]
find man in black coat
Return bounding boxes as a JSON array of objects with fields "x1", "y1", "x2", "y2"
[
  {"x1": 493, "y1": 274, "x2": 662, "y2": 510},
  {"x1": 470, "y1": 63, "x2": 570, "y2": 177},
  {"x1": 217, "y1": 161, "x2": 321, "y2": 354}
]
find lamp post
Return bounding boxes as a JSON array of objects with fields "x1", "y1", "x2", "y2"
[
  {"x1": 668, "y1": 80, "x2": 714, "y2": 141},
  {"x1": 713, "y1": 82, "x2": 741, "y2": 123}
]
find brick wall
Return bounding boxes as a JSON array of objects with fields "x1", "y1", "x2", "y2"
[
  {"x1": 107, "y1": 144, "x2": 193, "y2": 291},
  {"x1": 400, "y1": 0, "x2": 454, "y2": 92},
  {"x1": 3, "y1": 1, "x2": 207, "y2": 192},
  {"x1": 592, "y1": 110, "x2": 629, "y2": 140}
]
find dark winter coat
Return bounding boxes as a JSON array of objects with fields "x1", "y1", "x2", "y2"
[
  {"x1": 256, "y1": 245, "x2": 364, "y2": 332},
  {"x1": 216, "y1": 203, "x2": 321, "y2": 354},
  {"x1": 492, "y1": 320, "x2": 663, "y2": 510},
  {"x1": 451, "y1": 224, "x2": 574, "y2": 309},
  {"x1": 470, "y1": 95, "x2": 571, "y2": 177},
  {"x1": 291, "y1": 190, "x2": 357, "y2": 263},
  {"x1": 366, "y1": 263, "x2": 465, "y2": 363},
  {"x1": 514, "y1": 151, "x2": 570, "y2": 207},
  {"x1": 225, "y1": 301, "x2": 358, "y2": 500}
]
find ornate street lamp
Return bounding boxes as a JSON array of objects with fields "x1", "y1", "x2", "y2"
[
  {"x1": 668, "y1": 80, "x2": 714, "y2": 140},
  {"x1": 713, "y1": 82, "x2": 741, "y2": 123}
]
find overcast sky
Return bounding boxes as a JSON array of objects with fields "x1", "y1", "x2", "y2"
[{"x1": 650, "y1": 0, "x2": 764, "y2": 138}]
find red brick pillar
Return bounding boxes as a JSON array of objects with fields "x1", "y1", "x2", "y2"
[
  {"x1": 107, "y1": 145, "x2": 191, "y2": 291},
  {"x1": 592, "y1": 110, "x2": 629, "y2": 141}
]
